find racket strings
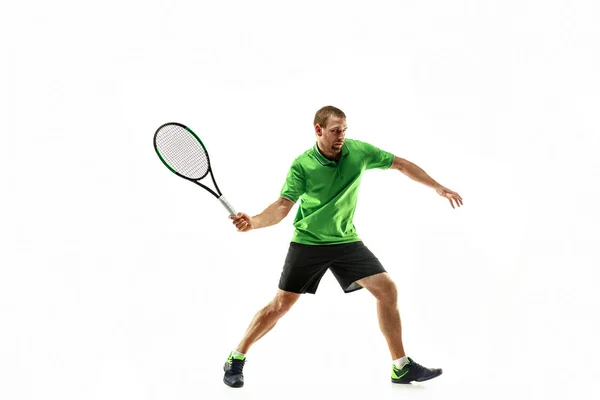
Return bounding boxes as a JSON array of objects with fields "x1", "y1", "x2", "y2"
[{"x1": 155, "y1": 125, "x2": 209, "y2": 179}]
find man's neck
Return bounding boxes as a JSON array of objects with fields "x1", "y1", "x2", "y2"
[{"x1": 317, "y1": 142, "x2": 341, "y2": 161}]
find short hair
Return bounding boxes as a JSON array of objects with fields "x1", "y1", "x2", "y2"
[{"x1": 313, "y1": 106, "x2": 346, "y2": 128}]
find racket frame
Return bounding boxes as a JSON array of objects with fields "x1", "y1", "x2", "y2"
[{"x1": 154, "y1": 122, "x2": 237, "y2": 216}]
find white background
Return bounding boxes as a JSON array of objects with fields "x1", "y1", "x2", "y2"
[{"x1": 2, "y1": 1, "x2": 599, "y2": 399}]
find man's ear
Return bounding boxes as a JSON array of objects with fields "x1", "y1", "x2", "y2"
[{"x1": 315, "y1": 124, "x2": 323, "y2": 136}]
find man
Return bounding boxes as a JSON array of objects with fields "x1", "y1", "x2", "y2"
[{"x1": 223, "y1": 106, "x2": 463, "y2": 388}]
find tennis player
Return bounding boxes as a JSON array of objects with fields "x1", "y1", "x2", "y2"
[{"x1": 223, "y1": 106, "x2": 463, "y2": 388}]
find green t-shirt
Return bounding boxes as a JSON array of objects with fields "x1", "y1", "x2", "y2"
[{"x1": 280, "y1": 139, "x2": 394, "y2": 245}]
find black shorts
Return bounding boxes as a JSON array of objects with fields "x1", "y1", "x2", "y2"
[{"x1": 278, "y1": 241, "x2": 386, "y2": 294}]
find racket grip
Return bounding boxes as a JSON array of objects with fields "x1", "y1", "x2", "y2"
[{"x1": 218, "y1": 195, "x2": 237, "y2": 216}]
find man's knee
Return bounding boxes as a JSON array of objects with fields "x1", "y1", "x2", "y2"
[
  {"x1": 269, "y1": 290, "x2": 300, "y2": 316},
  {"x1": 361, "y1": 273, "x2": 398, "y2": 302},
  {"x1": 381, "y1": 280, "x2": 398, "y2": 302}
]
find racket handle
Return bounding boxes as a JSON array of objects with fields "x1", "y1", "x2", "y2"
[{"x1": 218, "y1": 195, "x2": 237, "y2": 216}]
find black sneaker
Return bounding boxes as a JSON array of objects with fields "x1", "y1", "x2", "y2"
[
  {"x1": 223, "y1": 352, "x2": 246, "y2": 388},
  {"x1": 391, "y1": 357, "x2": 442, "y2": 384}
]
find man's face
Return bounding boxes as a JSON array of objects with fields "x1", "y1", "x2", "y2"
[{"x1": 316, "y1": 116, "x2": 347, "y2": 154}]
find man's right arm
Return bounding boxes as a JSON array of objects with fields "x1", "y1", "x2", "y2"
[{"x1": 230, "y1": 197, "x2": 295, "y2": 232}]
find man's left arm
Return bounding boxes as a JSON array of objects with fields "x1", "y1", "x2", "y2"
[{"x1": 391, "y1": 156, "x2": 463, "y2": 209}]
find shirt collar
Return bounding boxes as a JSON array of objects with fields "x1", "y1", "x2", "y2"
[{"x1": 313, "y1": 142, "x2": 350, "y2": 166}]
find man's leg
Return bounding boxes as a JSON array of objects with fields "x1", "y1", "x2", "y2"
[
  {"x1": 356, "y1": 272, "x2": 442, "y2": 383},
  {"x1": 237, "y1": 289, "x2": 301, "y2": 353},
  {"x1": 356, "y1": 272, "x2": 405, "y2": 359},
  {"x1": 223, "y1": 289, "x2": 300, "y2": 388},
  {"x1": 224, "y1": 241, "x2": 330, "y2": 388}
]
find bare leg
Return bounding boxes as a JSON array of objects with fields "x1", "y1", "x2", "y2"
[
  {"x1": 236, "y1": 289, "x2": 300, "y2": 354},
  {"x1": 356, "y1": 272, "x2": 406, "y2": 359}
]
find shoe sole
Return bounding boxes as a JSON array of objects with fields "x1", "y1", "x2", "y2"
[{"x1": 392, "y1": 369, "x2": 443, "y2": 384}]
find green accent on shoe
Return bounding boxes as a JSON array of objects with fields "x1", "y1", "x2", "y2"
[
  {"x1": 391, "y1": 361, "x2": 410, "y2": 380},
  {"x1": 227, "y1": 351, "x2": 246, "y2": 362}
]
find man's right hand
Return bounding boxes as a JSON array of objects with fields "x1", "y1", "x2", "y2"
[{"x1": 230, "y1": 212, "x2": 254, "y2": 232}]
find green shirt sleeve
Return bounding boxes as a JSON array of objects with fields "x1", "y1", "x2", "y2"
[
  {"x1": 358, "y1": 140, "x2": 394, "y2": 170},
  {"x1": 280, "y1": 159, "x2": 306, "y2": 203}
]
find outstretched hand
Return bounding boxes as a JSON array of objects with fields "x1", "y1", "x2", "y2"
[
  {"x1": 435, "y1": 185, "x2": 463, "y2": 209},
  {"x1": 229, "y1": 212, "x2": 255, "y2": 232}
]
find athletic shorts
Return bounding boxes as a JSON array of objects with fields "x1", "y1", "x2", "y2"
[{"x1": 278, "y1": 241, "x2": 386, "y2": 294}]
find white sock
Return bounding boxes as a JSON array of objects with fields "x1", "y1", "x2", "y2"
[
  {"x1": 232, "y1": 350, "x2": 246, "y2": 359},
  {"x1": 393, "y1": 356, "x2": 409, "y2": 369}
]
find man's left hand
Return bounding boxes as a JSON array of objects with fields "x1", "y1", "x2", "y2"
[{"x1": 435, "y1": 185, "x2": 463, "y2": 209}]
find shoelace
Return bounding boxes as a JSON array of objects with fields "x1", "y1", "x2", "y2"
[
  {"x1": 230, "y1": 358, "x2": 245, "y2": 374},
  {"x1": 411, "y1": 360, "x2": 435, "y2": 376}
]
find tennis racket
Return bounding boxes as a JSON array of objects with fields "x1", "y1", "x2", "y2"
[{"x1": 153, "y1": 122, "x2": 237, "y2": 216}]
